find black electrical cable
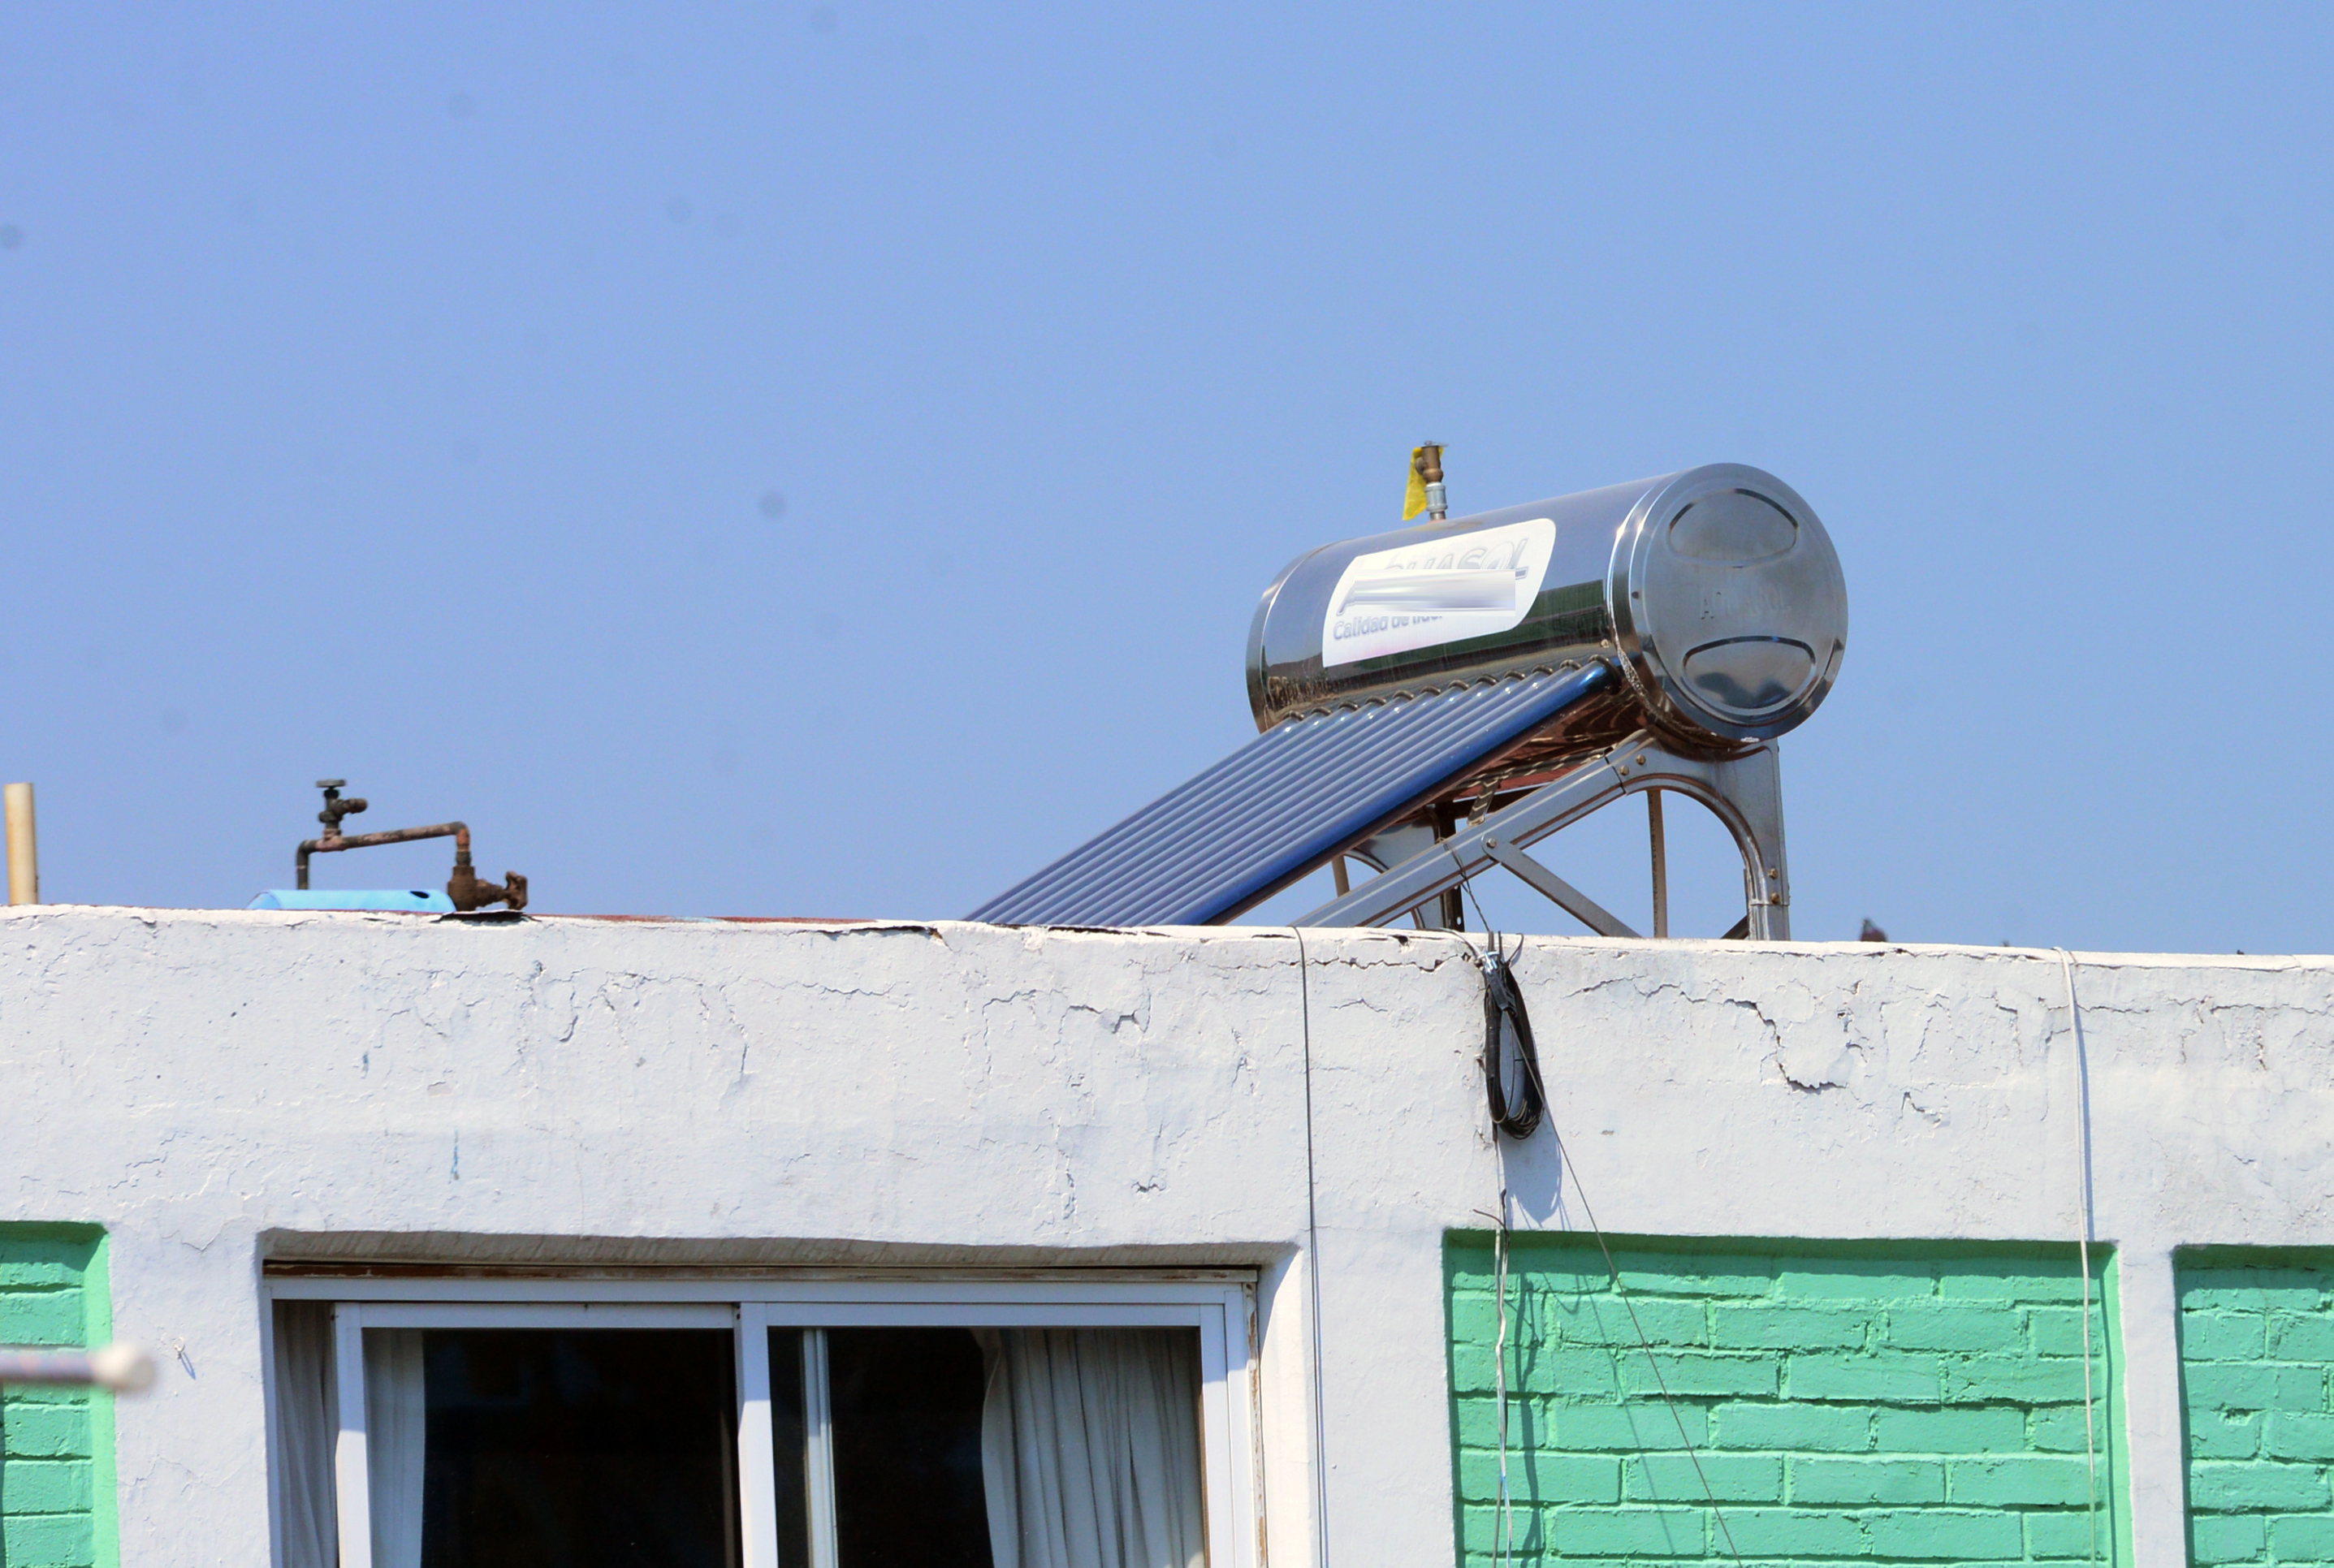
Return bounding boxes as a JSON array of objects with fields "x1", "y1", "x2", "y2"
[
  {"x1": 1446, "y1": 860, "x2": 1545, "y2": 1141},
  {"x1": 1479, "y1": 937, "x2": 1544, "y2": 1139}
]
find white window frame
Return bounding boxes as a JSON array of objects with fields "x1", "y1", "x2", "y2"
[{"x1": 270, "y1": 1276, "x2": 1260, "y2": 1568}]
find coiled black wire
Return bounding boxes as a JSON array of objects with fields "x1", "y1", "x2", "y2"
[{"x1": 1480, "y1": 940, "x2": 1544, "y2": 1138}]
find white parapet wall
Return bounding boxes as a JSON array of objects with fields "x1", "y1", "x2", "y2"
[{"x1": 1, "y1": 906, "x2": 2330, "y2": 1565}]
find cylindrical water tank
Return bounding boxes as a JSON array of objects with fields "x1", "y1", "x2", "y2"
[{"x1": 1246, "y1": 464, "x2": 1847, "y2": 753}]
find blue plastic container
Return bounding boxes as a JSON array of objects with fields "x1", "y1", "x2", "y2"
[{"x1": 247, "y1": 889, "x2": 455, "y2": 914}]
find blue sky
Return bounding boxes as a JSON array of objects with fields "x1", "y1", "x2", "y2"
[{"x1": 2, "y1": 4, "x2": 2328, "y2": 951}]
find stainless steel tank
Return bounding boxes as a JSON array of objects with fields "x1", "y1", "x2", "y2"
[{"x1": 1246, "y1": 464, "x2": 1847, "y2": 759}]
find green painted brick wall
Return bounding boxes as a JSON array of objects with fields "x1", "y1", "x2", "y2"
[
  {"x1": 2178, "y1": 1252, "x2": 2334, "y2": 1566},
  {"x1": 1446, "y1": 1235, "x2": 2126, "y2": 1566},
  {"x1": 0, "y1": 1225, "x2": 115, "y2": 1568}
]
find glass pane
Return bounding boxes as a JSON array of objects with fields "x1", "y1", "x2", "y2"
[
  {"x1": 767, "y1": 1328, "x2": 810, "y2": 1568},
  {"x1": 411, "y1": 1328, "x2": 740, "y2": 1568},
  {"x1": 827, "y1": 1328, "x2": 992, "y2": 1568}
]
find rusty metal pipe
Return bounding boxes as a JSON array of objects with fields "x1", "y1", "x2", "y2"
[
  {"x1": 297, "y1": 821, "x2": 469, "y2": 889},
  {"x1": 296, "y1": 790, "x2": 527, "y2": 912}
]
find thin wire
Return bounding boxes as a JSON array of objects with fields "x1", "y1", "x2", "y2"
[
  {"x1": 1456, "y1": 879, "x2": 1523, "y2": 1566},
  {"x1": 1454, "y1": 870, "x2": 1523, "y2": 1568},
  {"x1": 2058, "y1": 948, "x2": 2102, "y2": 1566},
  {"x1": 1294, "y1": 928, "x2": 1333, "y2": 1568},
  {"x1": 1538, "y1": 1102, "x2": 1748, "y2": 1568},
  {"x1": 1452, "y1": 847, "x2": 1492, "y2": 936},
  {"x1": 1449, "y1": 864, "x2": 1746, "y2": 1568},
  {"x1": 1492, "y1": 1188, "x2": 1516, "y2": 1568}
]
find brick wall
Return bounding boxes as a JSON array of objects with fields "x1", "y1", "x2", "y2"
[
  {"x1": 0, "y1": 1226, "x2": 114, "y2": 1568},
  {"x1": 1446, "y1": 1235, "x2": 2123, "y2": 1565},
  {"x1": 2179, "y1": 1254, "x2": 2334, "y2": 1565}
]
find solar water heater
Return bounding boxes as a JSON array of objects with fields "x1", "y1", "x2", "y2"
[{"x1": 973, "y1": 464, "x2": 1847, "y2": 935}]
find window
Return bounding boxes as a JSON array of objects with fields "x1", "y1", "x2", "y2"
[{"x1": 266, "y1": 1278, "x2": 1257, "y2": 1568}]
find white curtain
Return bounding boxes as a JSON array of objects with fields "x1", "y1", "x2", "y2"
[
  {"x1": 979, "y1": 1329, "x2": 1207, "y2": 1568},
  {"x1": 363, "y1": 1328, "x2": 429, "y2": 1568},
  {"x1": 273, "y1": 1302, "x2": 339, "y2": 1568}
]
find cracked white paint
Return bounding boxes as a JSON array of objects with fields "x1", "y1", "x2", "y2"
[{"x1": 2, "y1": 908, "x2": 2330, "y2": 1566}]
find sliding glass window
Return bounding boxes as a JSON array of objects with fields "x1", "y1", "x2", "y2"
[{"x1": 267, "y1": 1283, "x2": 1255, "y2": 1568}]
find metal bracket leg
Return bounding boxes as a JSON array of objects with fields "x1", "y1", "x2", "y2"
[
  {"x1": 1346, "y1": 822, "x2": 1446, "y2": 931},
  {"x1": 1482, "y1": 837, "x2": 1639, "y2": 938}
]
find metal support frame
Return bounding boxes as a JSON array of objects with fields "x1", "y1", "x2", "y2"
[
  {"x1": 1339, "y1": 822, "x2": 1445, "y2": 931},
  {"x1": 1294, "y1": 731, "x2": 1792, "y2": 939}
]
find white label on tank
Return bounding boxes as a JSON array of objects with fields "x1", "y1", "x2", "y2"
[{"x1": 1320, "y1": 516, "x2": 1557, "y2": 668}]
